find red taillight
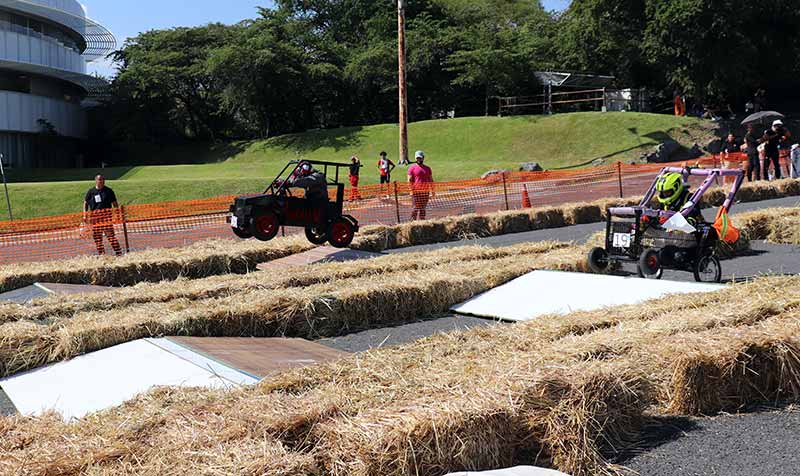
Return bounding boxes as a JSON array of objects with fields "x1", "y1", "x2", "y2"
[{"x1": 659, "y1": 216, "x2": 668, "y2": 224}]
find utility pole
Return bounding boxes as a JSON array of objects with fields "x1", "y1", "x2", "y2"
[
  {"x1": 0, "y1": 154, "x2": 12, "y2": 221},
  {"x1": 397, "y1": 0, "x2": 409, "y2": 165}
]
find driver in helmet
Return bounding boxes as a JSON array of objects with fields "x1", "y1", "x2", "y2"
[
  {"x1": 291, "y1": 161, "x2": 328, "y2": 201},
  {"x1": 655, "y1": 172, "x2": 703, "y2": 224}
]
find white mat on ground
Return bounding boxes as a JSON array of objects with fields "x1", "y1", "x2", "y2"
[
  {"x1": 445, "y1": 466, "x2": 569, "y2": 476},
  {"x1": 0, "y1": 338, "x2": 259, "y2": 420},
  {"x1": 452, "y1": 271, "x2": 724, "y2": 322}
]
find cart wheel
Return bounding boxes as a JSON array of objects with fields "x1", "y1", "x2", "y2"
[
  {"x1": 587, "y1": 247, "x2": 609, "y2": 273},
  {"x1": 328, "y1": 218, "x2": 355, "y2": 248},
  {"x1": 305, "y1": 226, "x2": 329, "y2": 245},
  {"x1": 249, "y1": 211, "x2": 280, "y2": 241},
  {"x1": 232, "y1": 227, "x2": 252, "y2": 239},
  {"x1": 693, "y1": 255, "x2": 722, "y2": 283},
  {"x1": 638, "y1": 248, "x2": 661, "y2": 277},
  {"x1": 637, "y1": 264, "x2": 664, "y2": 280}
]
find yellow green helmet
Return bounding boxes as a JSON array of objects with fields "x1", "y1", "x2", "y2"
[{"x1": 655, "y1": 172, "x2": 685, "y2": 206}]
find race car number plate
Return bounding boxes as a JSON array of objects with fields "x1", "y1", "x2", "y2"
[
  {"x1": 230, "y1": 216, "x2": 239, "y2": 228},
  {"x1": 612, "y1": 232, "x2": 632, "y2": 248}
]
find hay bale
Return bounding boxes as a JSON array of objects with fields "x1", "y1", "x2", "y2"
[
  {"x1": 487, "y1": 210, "x2": 534, "y2": 235},
  {"x1": 666, "y1": 317, "x2": 800, "y2": 415},
  {"x1": 564, "y1": 205, "x2": 603, "y2": 225},
  {"x1": 530, "y1": 208, "x2": 567, "y2": 230},
  {"x1": 777, "y1": 178, "x2": 800, "y2": 197},
  {"x1": 0, "y1": 236, "x2": 314, "y2": 293},
  {"x1": 317, "y1": 367, "x2": 644, "y2": 476}
]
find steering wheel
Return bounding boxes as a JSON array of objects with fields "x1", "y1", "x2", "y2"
[{"x1": 271, "y1": 179, "x2": 294, "y2": 197}]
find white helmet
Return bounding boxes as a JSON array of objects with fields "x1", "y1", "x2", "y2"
[{"x1": 773, "y1": 119, "x2": 784, "y2": 127}]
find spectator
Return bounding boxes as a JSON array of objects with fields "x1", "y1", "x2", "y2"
[
  {"x1": 83, "y1": 174, "x2": 122, "y2": 256},
  {"x1": 377, "y1": 151, "x2": 395, "y2": 196},
  {"x1": 791, "y1": 144, "x2": 800, "y2": 179},
  {"x1": 762, "y1": 119, "x2": 791, "y2": 180},
  {"x1": 745, "y1": 100, "x2": 755, "y2": 115},
  {"x1": 722, "y1": 133, "x2": 740, "y2": 155},
  {"x1": 744, "y1": 124, "x2": 761, "y2": 181},
  {"x1": 408, "y1": 150, "x2": 434, "y2": 221},
  {"x1": 348, "y1": 156, "x2": 362, "y2": 201},
  {"x1": 754, "y1": 89, "x2": 767, "y2": 112}
]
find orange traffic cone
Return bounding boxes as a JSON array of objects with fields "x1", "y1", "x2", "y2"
[{"x1": 522, "y1": 184, "x2": 532, "y2": 209}]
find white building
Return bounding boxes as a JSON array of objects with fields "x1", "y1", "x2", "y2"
[{"x1": 0, "y1": 0, "x2": 115, "y2": 168}]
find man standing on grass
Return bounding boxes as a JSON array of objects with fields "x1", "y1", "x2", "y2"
[
  {"x1": 378, "y1": 151, "x2": 395, "y2": 196},
  {"x1": 744, "y1": 124, "x2": 761, "y2": 181},
  {"x1": 83, "y1": 174, "x2": 122, "y2": 256},
  {"x1": 408, "y1": 150, "x2": 434, "y2": 221}
]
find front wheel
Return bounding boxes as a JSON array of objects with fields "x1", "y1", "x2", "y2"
[
  {"x1": 693, "y1": 255, "x2": 722, "y2": 283},
  {"x1": 232, "y1": 226, "x2": 252, "y2": 239},
  {"x1": 638, "y1": 248, "x2": 661, "y2": 278},
  {"x1": 249, "y1": 210, "x2": 280, "y2": 242},
  {"x1": 305, "y1": 226, "x2": 329, "y2": 245},
  {"x1": 328, "y1": 218, "x2": 355, "y2": 248}
]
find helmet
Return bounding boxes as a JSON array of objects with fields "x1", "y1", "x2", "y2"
[
  {"x1": 773, "y1": 119, "x2": 784, "y2": 127},
  {"x1": 655, "y1": 172, "x2": 685, "y2": 206},
  {"x1": 298, "y1": 161, "x2": 313, "y2": 176}
]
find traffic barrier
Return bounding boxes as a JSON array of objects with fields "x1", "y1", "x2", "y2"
[{"x1": 0, "y1": 154, "x2": 792, "y2": 265}]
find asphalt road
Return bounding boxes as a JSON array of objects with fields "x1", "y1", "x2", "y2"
[{"x1": 619, "y1": 407, "x2": 800, "y2": 476}]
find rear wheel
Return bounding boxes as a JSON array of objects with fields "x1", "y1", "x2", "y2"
[
  {"x1": 693, "y1": 255, "x2": 722, "y2": 283},
  {"x1": 328, "y1": 218, "x2": 355, "y2": 248},
  {"x1": 305, "y1": 226, "x2": 329, "y2": 245},
  {"x1": 587, "y1": 247, "x2": 609, "y2": 273},
  {"x1": 638, "y1": 248, "x2": 662, "y2": 278},
  {"x1": 249, "y1": 210, "x2": 280, "y2": 242}
]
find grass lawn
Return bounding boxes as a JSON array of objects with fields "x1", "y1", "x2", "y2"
[{"x1": 3, "y1": 112, "x2": 713, "y2": 220}]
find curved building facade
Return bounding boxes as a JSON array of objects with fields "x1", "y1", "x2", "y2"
[{"x1": 0, "y1": 0, "x2": 115, "y2": 168}]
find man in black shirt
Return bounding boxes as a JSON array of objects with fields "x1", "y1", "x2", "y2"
[
  {"x1": 83, "y1": 174, "x2": 122, "y2": 256},
  {"x1": 744, "y1": 124, "x2": 761, "y2": 181},
  {"x1": 762, "y1": 120, "x2": 791, "y2": 180}
]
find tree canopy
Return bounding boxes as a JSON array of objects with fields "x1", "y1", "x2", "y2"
[{"x1": 99, "y1": 0, "x2": 800, "y2": 145}]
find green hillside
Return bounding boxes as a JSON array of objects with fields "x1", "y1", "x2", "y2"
[{"x1": 4, "y1": 113, "x2": 713, "y2": 220}]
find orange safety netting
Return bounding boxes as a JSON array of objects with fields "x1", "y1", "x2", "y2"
[{"x1": 0, "y1": 153, "x2": 790, "y2": 265}]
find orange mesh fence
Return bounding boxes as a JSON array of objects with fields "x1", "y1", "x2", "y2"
[{"x1": 0, "y1": 154, "x2": 792, "y2": 265}]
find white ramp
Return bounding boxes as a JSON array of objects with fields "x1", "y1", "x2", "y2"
[
  {"x1": 0, "y1": 338, "x2": 259, "y2": 420},
  {"x1": 452, "y1": 271, "x2": 724, "y2": 322}
]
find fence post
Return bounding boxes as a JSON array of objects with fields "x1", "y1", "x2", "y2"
[
  {"x1": 502, "y1": 173, "x2": 510, "y2": 211},
  {"x1": 393, "y1": 182, "x2": 401, "y2": 224},
  {"x1": 617, "y1": 162, "x2": 624, "y2": 199},
  {"x1": 120, "y1": 205, "x2": 131, "y2": 253}
]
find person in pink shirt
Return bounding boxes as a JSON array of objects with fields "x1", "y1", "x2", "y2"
[{"x1": 407, "y1": 150, "x2": 434, "y2": 220}]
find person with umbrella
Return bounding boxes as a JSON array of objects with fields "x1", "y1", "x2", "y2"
[{"x1": 762, "y1": 119, "x2": 791, "y2": 180}]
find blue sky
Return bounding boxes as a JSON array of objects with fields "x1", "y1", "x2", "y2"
[{"x1": 84, "y1": 0, "x2": 572, "y2": 77}]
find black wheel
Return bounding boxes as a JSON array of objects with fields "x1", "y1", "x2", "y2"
[
  {"x1": 636, "y1": 264, "x2": 664, "y2": 280},
  {"x1": 587, "y1": 247, "x2": 609, "y2": 273},
  {"x1": 328, "y1": 218, "x2": 355, "y2": 248},
  {"x1": 305, "y1": 226, "x2": 329, "y2": 245},
  {"x1": 249, "y1": 210, "x2": 280, "y2": 242},
  {"x1": 638, "y1": 248, "x2": 661, "y2": 278},
  {"x1": 693, "y1": 255, "x2": 722, "y2": 283},
  {"x1": 232, "y1": 226, "x2": 252, "y2": 239}
]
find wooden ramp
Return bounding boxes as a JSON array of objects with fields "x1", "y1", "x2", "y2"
[
  {"x1": 258, "y1": 246, "x2": 382, "y2": 271},
  {"x1": 167, "y1": 337, "x2": 349, "y2": 379}
]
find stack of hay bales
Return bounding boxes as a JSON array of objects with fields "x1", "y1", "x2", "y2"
[{"x1": 4, "y1": 276, "x2": 800, "y2": 476}]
